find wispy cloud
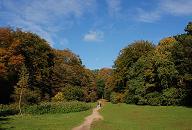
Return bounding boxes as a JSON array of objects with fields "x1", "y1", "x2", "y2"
[
  {"x1": 106, "y1": 0, "x2": 121, "y2": 18},
  {"x1": 136, "y1": 8, "x2": 161, "y2": 23},
  {"x1": 136, "y1": 0, "x2": 192, "y2": 23},
  {"x1": 83, "y1": 31, "x2": 104, "y2": 42},
  {"x1": 160, "y1": 0, "x2": 192, "y2": 16},
  {"x1": 0, "y1": 0, "x2": 96, "y2": 47}
]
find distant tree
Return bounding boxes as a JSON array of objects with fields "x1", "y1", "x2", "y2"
[
  {"x1": 185, "y1": 22, "x2": 192, "y2": 34},
  {"x1": 96, "y1": 68, "x2": 112, "y2": 99},
  {"x1": 96, "y1": 79, "x2": 105, "y2": 99},
  {"x1": 104, "y1": 76, "x2": 116, "y2": 100}
]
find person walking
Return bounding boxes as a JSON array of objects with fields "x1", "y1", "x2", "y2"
[{"x1": 97, "y1": 101, "x2": 102, "y2": 108}]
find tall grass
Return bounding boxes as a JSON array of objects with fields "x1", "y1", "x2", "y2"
[
  {"x1": 0, "y1": 101, "x2": 92, "y2": 116},
  {"x1": 23, "y1": 101, "x2": 92, "y2": 114}
]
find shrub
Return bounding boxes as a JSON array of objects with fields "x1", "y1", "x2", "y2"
[
  {"x1": 137, "y1": 97, "x2": 147, "y2": 105},
  {"x1": 145, "y1": 92, "x2": 162, "y2": 106},
  {"x1": 12, "y1": 88, "x2": 41, "y2": 105},
  {"x1": 124, "y1": 91, "x2": 138, "y2": 104},
  {"x1": 162, "y1": 88, "x2": 184, "y2": 106},
  {"x1": 0, "y1": 104, "x2": 19, "y2": 116},
  {"x1": 110, "y1": 92, "x2": 118, "y2": 104},
  {"x1": 63, "y1": 85, "x2": 83, "y2": 101},
  {"x1": 52, "y1": 92, "x2": 65, "y2": 102},
  {"x1": 89, "y1": 91, "x2": 98, "y2": 102},
  {"x1": 23, "y1": 101, "x2": 91, "y2": 115},
  {"x1": 110, "y1": 92, "x2": 124, "y2": 104},
  {"x1": 24, "y1": 89, "x2": 41, "y2": 104}
]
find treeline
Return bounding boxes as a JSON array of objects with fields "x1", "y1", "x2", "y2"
[
  {"x1": 0, "y1": 22, "x2": 192, "y2": 106},
  {"x1": 104, "y1": 22, "x2": 192, "y2": 106},
  {"x1": 0, "y1": 28, "x2": 97, "y2": 104}
]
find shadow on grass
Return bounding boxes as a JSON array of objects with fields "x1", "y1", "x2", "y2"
[{"x1": 0, "y1": 117, "x2": 14, "y2": 130}]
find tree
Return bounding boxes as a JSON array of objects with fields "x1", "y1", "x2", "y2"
[
  {"x1": 113, "y1": 41, "x2": 155, "y2": 92},
  {"x1": 185, "y1": 22, "x2": 192, "y2": 34},
  {"x1": 15, "y1": 65, "x2": 29, "y2": 115},
  {"x1": 0, "y1": 28, "x2": 54, "y2": 104},
  {"x1": 111, "y1": 22, "x2": 192, "y2": 106},
  {"x1": 96, "y1": 79, "x2": 105, "y2": 99},
  {"x1": 50, "y1": 49, "x2": 97, "y2": 102},
  {"x1": 112, "y1": 41, "x2": 155, "y2": 103},
  {"x1": 171, "y1": 24, "x2": 192, "y2": 105},
  {"x1": 62, "y1": 85, "x2": 83, "y2": 101},
  {"x1": 96, "y1": 68, "x2": 112, "y2": 99}
]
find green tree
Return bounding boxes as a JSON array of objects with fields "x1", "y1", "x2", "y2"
[
  {"x1": 95, "y1": 68, "x2": 112, "y2": 99},
  {"x1": 113, "y1": 40, "x2": 155, "y2": 92},
  {"x1": 185, "y1": 22, "x2": 192, "y2": 34},
  {"x1": 62, "y1": 85, "x2": 83, "y2": 101},
  {"x1": 113, "y1": 41, "x2": 155, "y2": 104},
  {"x1": 96, "y1": 79, "x2": 105, "y2": 99},
  {"x1": 171, "y1": 23, "x2": 192, "y2": 105}
]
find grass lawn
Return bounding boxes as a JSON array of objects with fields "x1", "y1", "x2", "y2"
[
  {"x1": 0, "y1": 110, "x2": 91, "y2": 130},
  {"x1": 92, "y1": 103, "x2": 192, "y2": 130}
]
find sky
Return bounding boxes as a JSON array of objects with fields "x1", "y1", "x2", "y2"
[{"x1": 0, "y1": 0, "x2": 192, "y2": 69}]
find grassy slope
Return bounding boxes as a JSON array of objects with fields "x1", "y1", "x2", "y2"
[
  {"x1": 1, "y1": 110, "x2": 91, "y2": 130},
  {"x1": 92, "y1": 103, "x2": 192, "y2": 130}
]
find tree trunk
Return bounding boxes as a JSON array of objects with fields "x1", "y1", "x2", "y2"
[{"x1": 19, "y1": 86, "x2": 23, "y2": 115}]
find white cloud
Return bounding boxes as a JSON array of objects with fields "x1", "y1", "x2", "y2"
[
  {"x1": 0, "y1": 0, "x2": 96, "y2": 46},
  {"x1": 136, "y1": 0, "x2": 192, "y2": 23},
  {"x1": 83, "y1": 31, "x2": 104, "y2": 42},
  {"x1": 136, "y1": 8, "x2": 161, "y2": 23},
  {"x1": 160, "y1": 0, "x2": 192, "y2": 16},
  {"x1": 106, "y1": 0, "x2": 121, "y2": 18}
]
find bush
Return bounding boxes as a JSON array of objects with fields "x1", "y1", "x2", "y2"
[
  {"x1": 145, "y1": 92, "x2": 162, "y2": 106},
  {"x1": 137, "y1": 97, "x2": 147, "y2": 105},
  {"x1": 24, "y1": 89, "x2": 41, "y2": 104},
  {"x1": 0, "y1": 104, "x2": 19, "y2": 116},
  {"x1": 110, "y1": 92, "x2": 118, "y2": 104},
  {"x1": 124, "y1": 91, "x2": 138, "y2": 104},
  {"x1": 63, "y1": 85, "x2": 83, "y2": 101},
  {"x1": 1, "y1": 101, "x2": 92, "y2": 116},
  {"x1": 162, "y1": 88, "x2": 184, "y2": 106},
  {"x1": 23, "y1": 101, "x2": 91, "y2": 115},
  {"x1": 52, "y1": 92, "x2": 65, "y2": 102},
  {"x1": 89, "y1": 92, "x2": 98, "y2": 102},
  {"x1": 12, "y1": 88, "x2": 41, "y2": 105},
  {"x1": 110, "y1": 92, "x2": 124, "y2": 104}
]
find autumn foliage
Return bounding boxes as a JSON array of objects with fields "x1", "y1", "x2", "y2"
[
  {"x1": 0, "y1": 28, "x2": 97, "y2": 104},
  {"x1": 0, "y1": 22, "x2": 192, "y2": 106}
]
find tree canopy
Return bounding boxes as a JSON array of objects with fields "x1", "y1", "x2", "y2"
[
  {"x1": 0, "y1": 22, "x2": 192, "y2": 106},
  {"x1": 109, "y1": 22, "x2": 192, "y2": 106}
]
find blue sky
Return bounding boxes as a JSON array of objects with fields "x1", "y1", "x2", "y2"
[{"x1": 0, "y1": 0, "x2": 192, "y2": 69}]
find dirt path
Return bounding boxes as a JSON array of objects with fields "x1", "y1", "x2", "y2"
[{"x1": 72, "y1": 107, "x2": 103, "y2": 130}]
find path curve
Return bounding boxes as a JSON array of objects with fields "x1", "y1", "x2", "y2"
[{"x1": 72, "y1": 107, "x2": 103, "y2": 130}]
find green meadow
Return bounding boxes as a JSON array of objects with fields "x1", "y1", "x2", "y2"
[
  {"x1": 92, "y1": 103, "x2": 192, "y2": 130},
  {"x1": 1, "y1": 103, "x2": 192, "y2": 130},
  {"x1": 0, "y1": 110, "x2": 91, "y2": 130}
]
